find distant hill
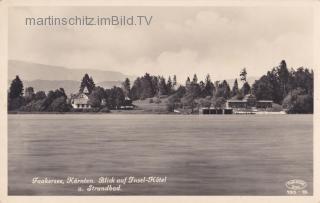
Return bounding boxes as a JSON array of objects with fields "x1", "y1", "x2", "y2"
[
  {"x1": 8, "y1": 60, "x2": 135, "y2": 82},
  {"x1": 8, "y1": 60, "x2": 135, "y2": 95}
]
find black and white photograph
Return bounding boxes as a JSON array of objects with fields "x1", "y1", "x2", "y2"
[{"x1": 1, "y1": 0, "x2": 319, "y2": 201}]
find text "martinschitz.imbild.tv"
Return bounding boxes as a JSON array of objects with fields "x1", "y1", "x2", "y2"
[{"x1": 25, "y1": 16, "x2": 153, "y2": 26}]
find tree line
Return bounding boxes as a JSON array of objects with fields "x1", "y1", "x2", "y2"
[
  {"x1": 7, "y1": 74, "x2": 129, "y2": 112},
  {"x1": 252, "y1": 60, "x2": 313, "y2": 113},
  {"x1": 8, "y1": 60, "x2": 313, "y2": 113},
  {"x1": 8, "y1": 76, "x2": 70, "y2": 112}
]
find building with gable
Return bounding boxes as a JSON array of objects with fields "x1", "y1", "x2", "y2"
[{"x1": 70, "y1": 86, "x2": 91, "y2": 109}]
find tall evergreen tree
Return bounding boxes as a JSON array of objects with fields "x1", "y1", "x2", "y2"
[
  {"x1": 122, "y1": 78, "x2": 131, "y2": 97},
  {"x1": 231, "y1": 79, "x2": 239, "y2": 97},
  {"x1": 140, "y1": 73, "x2": 154, "y2": 99},
  {"x1": 241, "y1": 82, "x2": 251, "y2": 95},
  {"x1": 89, "y1": 76, "x2": 95, "y2": 89},
  {"x1": 130, "y1": 77, "x2": 142, "y2": 100},
  {"x1": 192, "y1": 74, "x2": 198, "y2": 84},
  {"x1": 199, "y1": 81, "x2": 206, "y2": 97},
  {"x1": 277, "y1": 60, "x2": 289, "y2": 98},
  {"x1": 173, "y1": 75, "x2": 177, "y2": 88},
  {"x1": 182, "y1": 81, "x2": 201, "y2": 113},
  {"x1": 221, "y1": 80, "x2": 231, "y2": 99},
  {"x1": 80, "y1": 74, "x2": 95, "y2": 94},
  {"x1": 204, "y1": 74, "x2": 214, "y2": 97},
  {"x1": 185, "y1": 77, "x2": 191, "y2": 87},
  {"x1": 151, "y1": 76, "x2": 160, "y2": 96},
  {"x1": 158, "y1": 77, "x2": 167, "y2": 96},
  {"x1": 167, "y1": 76, "x2": 173, "y2": 94},
  {"x1": 9, "y1": 75, "x2": 24, "y2": 99}
]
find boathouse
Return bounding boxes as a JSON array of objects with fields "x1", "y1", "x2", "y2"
[{"x1": 226, "y1": 94, "x2": 272, "y2": 109}]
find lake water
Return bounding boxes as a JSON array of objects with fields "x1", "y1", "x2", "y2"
[{"x1": 8, "y1": 114, "x2": 313, "y2": 195}]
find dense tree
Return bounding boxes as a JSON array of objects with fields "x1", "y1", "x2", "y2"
[
  {"x1": 175, "y1": 86, "x2": 187, "y2": 98},
  {"x1": 106, "y1": 86, "x2": 125, "y2": 109},
  {"x1": 203, "y1": 74, "x2": 215, "y2": 97},
  {"x1": 192, "y1": 74, "x2": 198, "y2": 84},
  {"x1": 277, "y1": 60, "x2": 290, "y2": 98},
  {"x1": 13, "y1": 87, "x2": 71, "y2": 112},
  {"x1": 158, "y1": 77, "x2": 168, "y2": 96},
  {"x1": 181, "y1": 94, "x2": 197, "y2": 113},
  {"x1": 166, "y1": 87, "x2": 186, "y2": 112},
  {"x1": 282, "y1": 88, "x2": 313, "y2": 113},
  {"x1": 199, "y1": 81, "x2": 206, "y2": 97},
  {"x1": 181, "y1": 81, "x2": 201, "y2": 113},
  {"x1": 211, "y1": 96, "x2": 226, "y2": 108},
  {"x1": 80, "y1": 74, "x2": 95, "y2": 94},
  {"x1": 34, "y1": 91, "x2": 46, "y2": 101},
  {"x1": 24, "y1": 87, "x2": 35, "y2": 103},
  {"x1": 89, "y1": 77, "x2": 95, "y2": 87},
  {"x1": 44, "y1": 88, "x2": 70, "y2": 112},
  {"x1": 198, "y1": 96, "x2": 212, "y2": 108},
  {"x1": 222, "y1": 80, "x2": 231, "y2": 99},
  {"x1": 167, "y1": 76, "x2": 173, "y2": 94},
  {"x1": 130, "y1": 77, "x2": 142, "y2": 100},
  {"x1": 9, "y1": 75, "x2": 24, "y2": 99},
  {"x1": 231, "y1": 79, "x2": 239, "y2": 97},
  {"x1": 289, "y1": 67, "x2": 313, "y2": 95},
  {"x1": 252, "y1": 76, "x2": 273, "y2": 100},
  {"x1": 89, "y1": 86, "x2": 106, "y2": 108},
  {"x1": 251, "y1": 61, "x2": 313, "y2": 106},
  {"x1": 8, "y1": 76, "x2": 25, "y2": 110},
  {"x1": 130, "y1": 74, "x2": 161, "y2": 100},
  {"x1": 47, "y1": 96, "x2": 70, "y2": 112},
  {"x1": 241, "y1": 82, "x2": 251, "y2": 96},
  {"x1": 8, "y1": 96, "x2": 25, "y2": 111},
  {"x1": 140, "y1": 73, "x2": 155, "y2": 99},
  {"x1": 265, "y1": 68, "x2": 283, "y2": 103},
  {"x1": 215, "y1": 80, "x2": 231, "y2": 99},
  {"x1": 151, "y1": 76, "x2": 160, "y2": 96},
  {"x1": 173, "y1": 75, "x2": 177, "y2": 88},
  {"x1": 185, "y1": 77, "x2": 191, "y2": 87},
  {"x1": 122, "y1": 78, "x2": 131, "y2": 97}
]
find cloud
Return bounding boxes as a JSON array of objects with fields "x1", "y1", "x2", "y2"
[{"x1": 9, "y1": 6, "x2": 314, "y2": 82}]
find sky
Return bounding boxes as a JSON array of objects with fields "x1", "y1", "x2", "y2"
[{"x1": 9, "y1": 6, "x2": 314, "y2": 82}]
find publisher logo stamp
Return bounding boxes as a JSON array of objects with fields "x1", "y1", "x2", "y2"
[{"x1": 286, "y1": 179, "x2": 308, "y2": 195}]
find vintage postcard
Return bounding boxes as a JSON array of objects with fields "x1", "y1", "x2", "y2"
[{"x1": 0, "y1": 0, "x2": 319, "y2": 203}]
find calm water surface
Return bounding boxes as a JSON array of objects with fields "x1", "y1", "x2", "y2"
[{"x1": 8, "y1": 114, "x2": 313, "y2": 195}]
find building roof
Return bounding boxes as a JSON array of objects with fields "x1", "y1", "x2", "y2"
[
  {"x1": 257, "y1": 100, "x2": 273, "y2": 102},
  {"x1": 243, "y1": 94, "x2": 256, "y2": 100}
]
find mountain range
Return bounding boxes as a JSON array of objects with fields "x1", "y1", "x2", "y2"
[{"x1": 8, "y1": 60, "x2": 135, "y2": 95}]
